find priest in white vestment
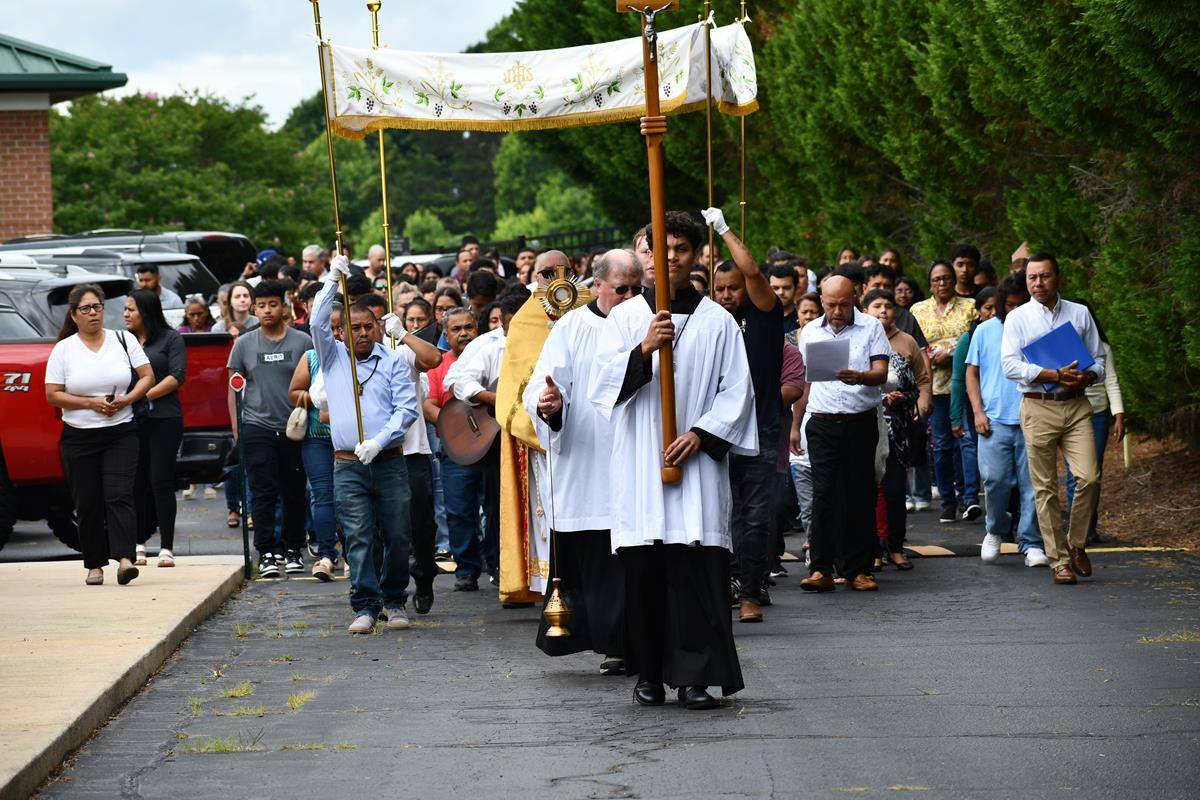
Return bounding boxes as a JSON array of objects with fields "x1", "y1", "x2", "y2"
[
  {"x1": 589, "y1": 211, "x2": 758, "y2": 709},
  {"x1": 523, "y1": 249, "x2": 645, "y2": 674}
]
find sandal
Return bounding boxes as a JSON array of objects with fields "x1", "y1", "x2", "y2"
[
  {"x1": 158, "y1": 549, "x2": 175, "y2": 568},
  {"x1": 134, "y1": 544, "x2": 147, "y2": 566},
  {"x1": 226, "y1": 511, "x2": 240, "y2": 528}
]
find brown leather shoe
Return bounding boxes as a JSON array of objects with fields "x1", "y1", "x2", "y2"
[
  {"x1": 800, "y1": 571, "x2": 835, "y2": 592},
  {"x1": 848, "y1": 573, "x2": 879, "y2": 591},
  {"x1": 738, "y1": 599, "x2": 763, "y2": 623},
  {"x1": 1052, "y1": 565, "x2": 1077, "y2": 585},
  {"x1": 1068, "y1": 547, "x2": 1092, "y2": 577}
]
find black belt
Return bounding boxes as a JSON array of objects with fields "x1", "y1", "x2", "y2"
[
  {"x1": 810, "y1": 410, "x2": 876, "y2": 421},
  {"x1": 1022, "y1": 390, "x2": 1084, "y2": 402}
]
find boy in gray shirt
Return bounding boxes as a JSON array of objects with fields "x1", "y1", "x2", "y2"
[{"x1": 227, "y1": 281, "x2": 313, "y2": 578}]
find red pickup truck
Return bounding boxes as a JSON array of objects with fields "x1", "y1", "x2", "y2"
[{"x1": 0, "y1": 261, "x2": 233, "y2": 551}]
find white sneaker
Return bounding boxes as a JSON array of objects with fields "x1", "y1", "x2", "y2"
[
  {"x1": 203, "y1": 486, "x2": 217, "y2": 500},
  {"x1": 383, "y1": 606, "x2": 410, "y2": 630},
  {"x1": 980, "y1": 534, "x2": 1001, "y2": 563},
  {"x1": 905, "y1": 499, "x2": 915, "y2": 513},
  {"x1": 930, "y1": 486, "x2": 941, "y2": 501},
  {"x1": 348, "y1": 614, "x2": 375, "y2": 634},
  {"x1": 182, "y1": 487, "x2": 196, "y2": 501},
  {"x1": 1024, "y1": 548, "x2": 1050, "y2": 568},
  {"x1": 913, "y1": 500, "x2": 930, "y2": 512}
]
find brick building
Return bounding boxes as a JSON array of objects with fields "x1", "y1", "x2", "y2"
[{"x1": 0, "y1": 35, "x2": 126, "y2": 241}]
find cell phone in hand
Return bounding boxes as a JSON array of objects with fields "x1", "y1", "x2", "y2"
[{"x1": 105, "y1": 386, "x2": 117, "y2": 403}]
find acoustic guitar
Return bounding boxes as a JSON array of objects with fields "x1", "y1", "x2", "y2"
[{"x1": 438, "y1": 398, "x2": 500, "y2": 467}]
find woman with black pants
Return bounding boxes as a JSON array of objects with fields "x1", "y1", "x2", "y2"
[
  {"x1": 45, "y1": 284, "x2": 154, "y2": 586},
  {"x1": 125, "y1": 290, "x2": 187, "y2": 568}
]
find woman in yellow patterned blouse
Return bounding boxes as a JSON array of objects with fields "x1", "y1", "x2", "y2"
[{"x1": 909, "y1": 261, "x2": 976, "y2": 524}]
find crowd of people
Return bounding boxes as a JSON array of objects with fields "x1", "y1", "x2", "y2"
[{"x1": 43, "y1": 211, "x2": 1124, "y2": 705}]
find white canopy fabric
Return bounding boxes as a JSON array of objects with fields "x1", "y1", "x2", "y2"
[{"x1": 322, "y1": 22, "x2": 757, "y2": 138}]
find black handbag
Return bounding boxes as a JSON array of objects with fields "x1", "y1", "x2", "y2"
[{"x1": 116, "y1": 331, "x2": 150, "y2": 419}]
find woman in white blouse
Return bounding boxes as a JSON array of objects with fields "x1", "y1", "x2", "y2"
[{"x1": 45, "y1": 284, "x2": 154, "y2": 586}]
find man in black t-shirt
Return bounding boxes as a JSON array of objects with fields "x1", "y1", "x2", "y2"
[
  {"x1": 705, "y1": 207, "x2": 784, "y2": 624},
  {"x1": 768, "y1": 264, "x2": 801, "y2": 334}
]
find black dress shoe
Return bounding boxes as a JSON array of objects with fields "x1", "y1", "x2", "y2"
[
  {"x1": 453, "y1": 576, "x2": 479, "y2": 592},
  {"x1": 413, "y1": 580, "x2": 434, "y2": 614},
  {"x1": 677, "y1": 686, "x2": 718, "y2": 710},
  {"x1": 634, "y1": 682, "x2": 665, "y2": 706},
  {"x1": 600, "y1": 657, "x2": 626, "y2": 676}
]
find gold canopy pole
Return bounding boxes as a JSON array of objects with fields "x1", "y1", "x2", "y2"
[
  {"x1": 738, "y1": 0, "x2": 748, "y2": 240},
  {"x1": 310, "y1": 0, "x2": 365, "y2": 444},
  {"x1": 367, "y1": 1, "x2": 397, "y2": 348},
  {"x1": 702, "y1": 0, "x2": 717, "y2": 298}
]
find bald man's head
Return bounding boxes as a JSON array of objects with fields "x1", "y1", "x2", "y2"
[
  {"x1": 533, "y1": 249, "x2": 570, "y2": 288},
  {"x1": 592, "y1": 248, "x2": 641, "y2": 282},
  {"x1": 820, "y1": 275, "x2": 857, "y2": 328}
]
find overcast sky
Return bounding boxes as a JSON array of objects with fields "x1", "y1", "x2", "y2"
[{"x1": 1, "y1": 0, "x2": 517, "y2": 126}]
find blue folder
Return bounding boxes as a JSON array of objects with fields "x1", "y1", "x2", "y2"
[{"x1": 1021, "y1": 322, "x2": 1095, "y2": 392}]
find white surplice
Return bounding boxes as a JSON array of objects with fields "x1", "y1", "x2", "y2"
[
  {"x1": 589, "y1": 293, "x2": 758, "y2": 552},
  {"x1": 522, "y1": 303, "x2": 612, "y2": 534}
]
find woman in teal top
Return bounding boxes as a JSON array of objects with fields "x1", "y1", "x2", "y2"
[
  {"x1": 289, "y1": 348, "x2": 338, "y2": 579},
  {"x1": 949, "y1": 288, "x2": 996, "y2": 523}
]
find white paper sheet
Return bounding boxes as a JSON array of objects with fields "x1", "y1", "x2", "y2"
[{"x1": 805, "y1": 338, "x2": 850, "y2": 382}]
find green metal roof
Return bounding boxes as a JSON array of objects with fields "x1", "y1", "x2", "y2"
[{"x1": 0, "y1": 34, "x2": 126, "y2": 102}]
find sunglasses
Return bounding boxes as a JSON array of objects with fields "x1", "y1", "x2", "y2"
[
  {"x1": 374, "y1": 282, "x2": 388, "y2": 291},
  {"x1": 611, "y1": 284, "x2": 639, "y2": 296},
  {"x1": 537, "y1": 269, "x2": 557, "y2": 280},
  {"x1": 75, "y1": 303, "x2": 105, "y2": 315}
]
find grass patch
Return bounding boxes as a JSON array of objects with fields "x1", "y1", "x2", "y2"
[
  {"x1": 1138, "y1": 629, "x2": 1200, "y2": 644},
  {"x1": 287, "y1": 690, "x2": 317, "y2": 710},
  {"x1": 890, "y1": 787, "x2": 930, "y2": 792},
  {"x1": 232, "y1": 623, "x2": 251, "y2": 640},
  {"x1": 268, "y1": 655, "x2": 297, "y2": 665},
  {"x1": 228, "y1": 706, "x2": 269, "y2": 717},
  {"x1": 263, "y1": 627, "x2": 285, "y2": 639},
  {"x1": 351, "y1": 705, "x2": 365, "y2": 714},
  {"x1": 187, "y1": 696, "x2": 204, "y2": 717},
  {"x1": 182, "y1": 730, "x2": 265, "y2": 754},
  {"x1": 279, "y1": 742, "x2": 325, "y2": 751},
  {"x1": 333, "y1": 742, "x2": 358, "y2": 750},
  {"x1": 219, "y1": 682, "x2": 254, "y2": 699}
]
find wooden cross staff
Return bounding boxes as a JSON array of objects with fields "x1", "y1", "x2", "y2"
[{"x1": 617, "y1": 0, "x2": 682, "y2": 485}]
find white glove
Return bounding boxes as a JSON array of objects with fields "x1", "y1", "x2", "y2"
[
  {"x1": 309, "y1": 371, "x2": 327, "y2": 411},
  {"x1": 380, "y1": 312, "x2": 404, "y2": 340},
  {"x1": 328, "y1": 254, "x2": 352, "y2": 281},
  {"x1": 701, "y1": 207, "x2": 730, "y2": 236},
  {"x1": 354, "y1": 437, "x2": 383, "y2": 465}
]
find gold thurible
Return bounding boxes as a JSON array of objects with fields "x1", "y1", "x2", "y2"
[
  {"x1": 543, "y1": 578, "x2": 572, "y2": 638},
  {"x1": 367, "y1": 0, "x2": 397, "y2": 348},
  {"x1": 310, "y1": 0, "x2": 364, "y2": 443}
]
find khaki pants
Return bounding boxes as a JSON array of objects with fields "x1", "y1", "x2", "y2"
[{"x1": 1020, "y1": 396, "x2": 1100, "y2": 568}]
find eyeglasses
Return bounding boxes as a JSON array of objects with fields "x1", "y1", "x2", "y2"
[
  {"x1": 612, "y1": 284, "x2": 639, "y2": 296},
  {"x1": 75, "y1": 303, "x2": 105, "y2": 315}
]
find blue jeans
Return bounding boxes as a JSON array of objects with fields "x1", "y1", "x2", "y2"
[
  {"x1": 789, "y1": 462, "x2": 814, "y2": 545},
  {"x1": 977, "y1": 422, "x2": 1042, "y2": 553},
  {"x1": 427, "y1": 424, "x2": 450, "y2": 551},
  {"x1": 1065, "y1": 411, "x2": 1110, "y2": 535},
  {"x1": 334, "y1": 456, "x2": 413, "y2": 616},
  {"x1": 931, "y1": 395, "x2": 963, "y2": 511},
  {"x1": 439, "y1": 455, "x2": 484, "y2": 580},
  {"x1": 301, "y1": 437, "x2": 338, "y2": 561},
  {"x1": 224, "y1": 464, "x2": 250, "y2": 513},
  {"x1": 956, "y1": 420, "x2": 980, "y2": 507}
]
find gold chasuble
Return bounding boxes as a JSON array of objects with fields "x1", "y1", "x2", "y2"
[{"x1": 496, "y1": 296, "x2": 554, "y2": 604}]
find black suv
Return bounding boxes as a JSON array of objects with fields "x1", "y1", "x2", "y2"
[{"x1": 0, "y1": 229, "x2": 257, "y2": 284}]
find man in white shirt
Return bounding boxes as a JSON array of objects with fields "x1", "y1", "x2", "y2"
[
  {"x1": 797, "y1": 276, "x2": 890, "y2": 593},
  {"x1": 1000, "y1": 253, "x2": 1106, "y2": 585}
]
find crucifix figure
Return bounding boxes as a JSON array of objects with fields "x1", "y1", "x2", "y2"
[{"x1": 632, "y1": 2, "x2": 674, "y2": 62}]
